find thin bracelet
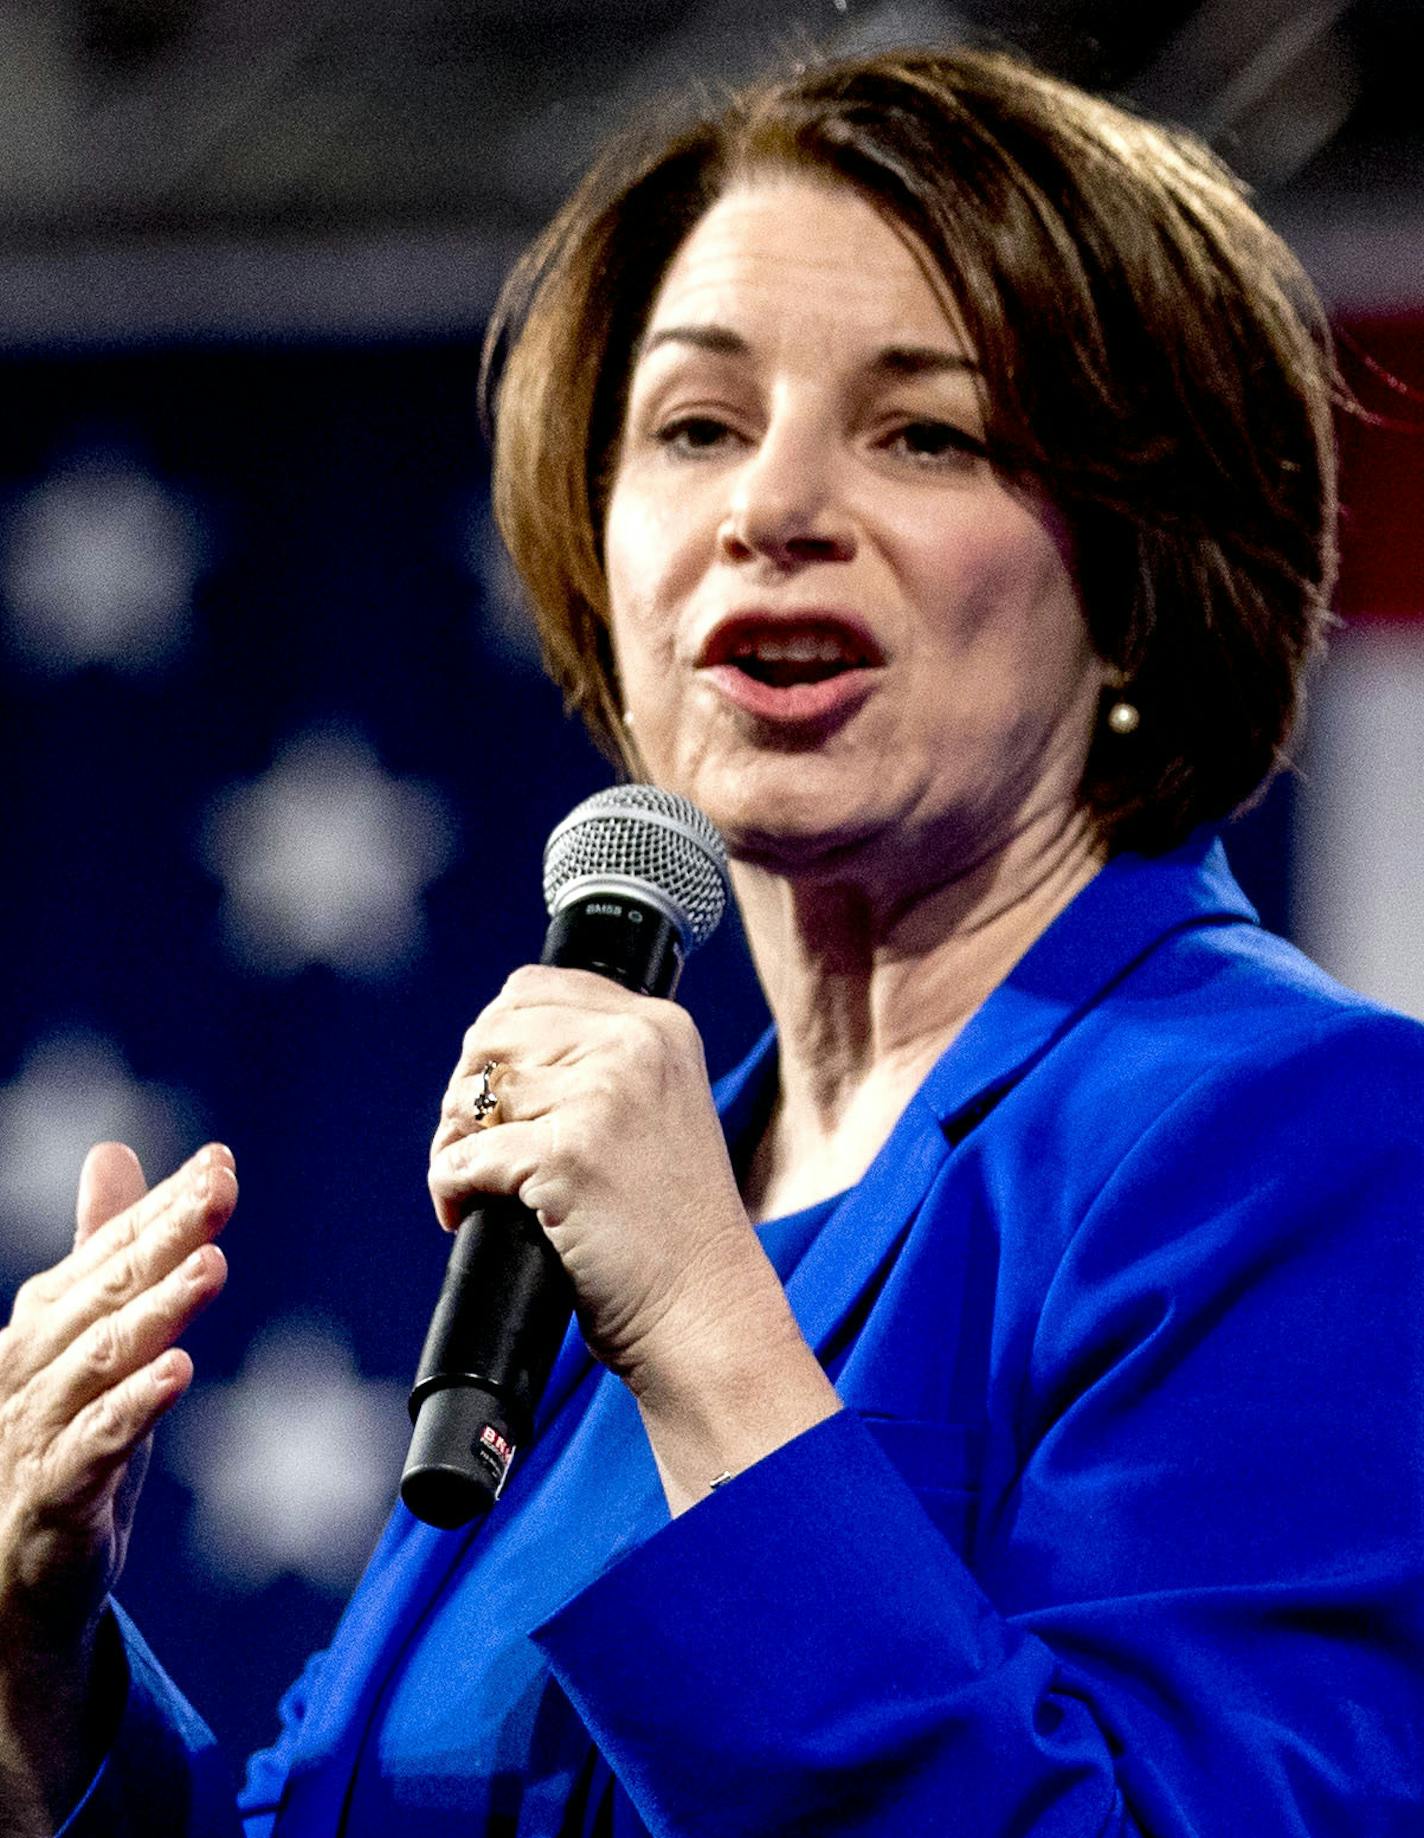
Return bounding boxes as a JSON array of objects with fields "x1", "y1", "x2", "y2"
[{"x1": 708, "y1": 1470, "x2": 734, "y2": 1491}]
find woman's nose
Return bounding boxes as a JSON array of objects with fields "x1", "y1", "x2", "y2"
[{"x1": 717, "y1": 422, "x2": 855, "y2": 569}]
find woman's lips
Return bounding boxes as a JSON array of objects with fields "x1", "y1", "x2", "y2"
[
  {"x1": 701, "y1": 660, "x2": 879, "y2": 724},
  {"x1": 695, "y1": 612, "x2": 885, "y2": 725}
]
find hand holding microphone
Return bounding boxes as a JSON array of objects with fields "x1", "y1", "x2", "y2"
[{"x1": 403, "y1": 786, "x2": 751, "y2": 1528}]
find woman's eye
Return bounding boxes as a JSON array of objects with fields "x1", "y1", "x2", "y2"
[
  {"x1": 884, "y1": 420, "x2": 986, "y2": 466},
  {"x1": 655, "y1": 416, "x2": 737, "y2": 455}
]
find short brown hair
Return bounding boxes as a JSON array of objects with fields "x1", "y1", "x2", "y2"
[{"x1": 482, "y1": 45, "x2": 1339, "y2": 855}]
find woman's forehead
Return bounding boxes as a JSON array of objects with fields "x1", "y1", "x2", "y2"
[{"x1": 639, "y1": 176, "x2": 976, "y2": 361}]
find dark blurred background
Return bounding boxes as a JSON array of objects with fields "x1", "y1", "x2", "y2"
[{"x1": 0, "y1": 0, "x2": 1419, "y2": 1774}]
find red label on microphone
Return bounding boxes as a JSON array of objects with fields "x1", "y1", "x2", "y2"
[
  {"x1": 481, "y1": 1424, "x2": 515, "y2": 1466},
  {"x1": 474, "y1": 1422, "x2": 517, "y2": 1499}
]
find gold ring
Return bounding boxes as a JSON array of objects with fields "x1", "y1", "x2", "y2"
[{"x1": 471, "y1": 1060, "x2": 503, "y2": 1129}]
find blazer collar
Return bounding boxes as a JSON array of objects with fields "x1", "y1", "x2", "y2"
[
  {"x1": 715, "y1": 830, "x2": 1258, "y2": 1363},
  {"x1": 716, "y1": 828, "x2": 1257, "y2": 1148},
  {"x1": 919, "y1": 828, "x2": 1256, "y2": 1136}
]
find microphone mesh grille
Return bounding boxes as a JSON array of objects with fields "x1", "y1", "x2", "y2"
[{"x1": 542, "y1": 785, "x2": 730, "y2": 950}]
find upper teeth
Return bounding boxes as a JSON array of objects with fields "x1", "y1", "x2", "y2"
[{"x1": 734, "y1": 633, "x2": 858, "y2": 663}]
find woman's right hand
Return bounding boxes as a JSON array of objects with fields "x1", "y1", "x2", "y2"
[{"x1": 0, "y1": 1140, "x2": 235, "y2": 1827}]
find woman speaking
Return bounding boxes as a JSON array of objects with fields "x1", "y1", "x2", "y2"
[{"x1": 2, "y1": 43, "x2": 1421, "y2": 1838}]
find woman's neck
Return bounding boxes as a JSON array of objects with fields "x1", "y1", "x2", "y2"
[{"x1": 734, "y1": 804, "x2": 1105, "y2": 1220}]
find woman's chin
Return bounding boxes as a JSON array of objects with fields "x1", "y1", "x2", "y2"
[
  {"x1": 713, "y1": 804, "x2": 882, "y2": 880},
  {"x1": 655, "y1": 756, "x2": 936, "y2": 883},
  {"x1": 709, "y1": 787, "x2": 1001, "y2": 902}
]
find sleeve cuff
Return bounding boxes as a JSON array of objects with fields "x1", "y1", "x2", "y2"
[
  {"x1": 530, "y1": 1408, "x2": 1045, "y2": 1835},
  {"x1": 57, "y1": 1603, "x2": 239, "y2": 1838}
]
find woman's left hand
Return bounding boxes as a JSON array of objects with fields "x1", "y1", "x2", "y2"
[{"x1": 429, "y1": 966, "x2": 777, "y2": 1397}]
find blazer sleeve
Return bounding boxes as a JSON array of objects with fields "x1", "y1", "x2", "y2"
[
  {"x1": 530, "y1": 1012, "x2": 1424, "y2": 1837},
  {"x1": 54, "y1": 1601, "x2": 322, "y2": 1838},
  {"x1": 54, "y1": 1604, "x2": 243, "y2": 1838}
]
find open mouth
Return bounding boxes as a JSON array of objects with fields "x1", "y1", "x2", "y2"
[
  {"x1": 703, "y1": 619, "x2": 881, "y2": 681},
  {"x1": 699, "y1": 616, "x2": 883, "y2": 721},
  {"x1": 731, "y1": 649, "x2": 866, "y2": 688}
]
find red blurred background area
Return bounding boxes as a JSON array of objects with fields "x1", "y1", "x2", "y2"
[{"x1": 1339, "y1": 316, "x2": 1424, "y2": 622}]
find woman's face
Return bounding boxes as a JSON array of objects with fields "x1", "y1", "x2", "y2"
[{"x1": 604, "y1": 174, "x2": 1109, "y2": 887}]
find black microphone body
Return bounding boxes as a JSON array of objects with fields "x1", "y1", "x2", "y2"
[{"x1": 401, "y1": 789, "x2": 727, "y2": 1531}]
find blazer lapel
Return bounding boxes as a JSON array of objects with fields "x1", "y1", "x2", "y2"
[
  {"x1": 273, "y1": 1508, "x2": 486, "y2": 1833},
  {"x1": 779, "y1": 832, "x2": 1258, "y2": 1363},
  {"x1": 918, "y1": 830, "x2": 1256, "y2": 1135},
  {"x1": 782, "y1": 1088, "x2": 953, "y2": 1363}
]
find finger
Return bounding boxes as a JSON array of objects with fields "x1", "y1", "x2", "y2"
[
  {"x1": 444, "y1": 1018, "x2": 628, "y2": 1125},
  {"x1": 74, "y1": 1142, "x2": 148, "y2": 1249},
  {"x1": 44, "y1": 1344, "x2": 197, "y2": 1519},
  {"x1": 51, "y1": 1146, "x2": 235, "y2": 1301},
  {"x1": 430, "y1": 1058, "x2": 591, "y2": 1162},
  {"x1": 451, "y1": 969, "x2": 641, "y2": 1080},
  {"x1": 9, "y1": 1150, "x2": 236, "y2": 1384},
  {"x1": 496, "y1": 964, "x2": 642, "y2": 1014},
  {"x1": 436, "y1": 1060, "x2": 530, "y2": 1141},
  {"x1": 29, "y1": 1239, "x2": 227, "y2": 1440},
  {"x1": 428, "y1": 1120, "x2": 545, "y2": 1232}
]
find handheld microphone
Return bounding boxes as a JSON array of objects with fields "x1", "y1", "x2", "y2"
[{"x1": 401, "y1": 785, "x2": 730, "y2": 1531}]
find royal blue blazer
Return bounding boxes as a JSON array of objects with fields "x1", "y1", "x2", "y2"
[{"x1": 62, "y1": 833, "x2": 1424, "y2": 1835}]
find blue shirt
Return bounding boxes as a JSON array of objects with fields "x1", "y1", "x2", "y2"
[{"x1": 65, "y1": 833, "x2": 1424, "y2": 1835}]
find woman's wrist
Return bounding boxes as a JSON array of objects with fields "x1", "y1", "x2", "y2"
[{"x1": 631, "y1": 1290, "x2": 841, "y2": 1518}]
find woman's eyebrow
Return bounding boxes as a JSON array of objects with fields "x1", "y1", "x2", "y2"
[
  {"x1": 635, "y1": 325, "x2": 980, "y2": 378},
  {"x1": 637, "y1": 324, "x2": 747, "y2": 362},
  {"x1": 870, "y1": 346, "x2": 981, "y2": 379}
]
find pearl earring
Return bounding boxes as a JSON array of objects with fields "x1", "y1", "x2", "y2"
[
  {"x1": 1107, "y1": 699, "x2": 1140, "y2": 736},
  {"x1": 621, "y1": 708, "x2": 635, "y2": 732}
]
